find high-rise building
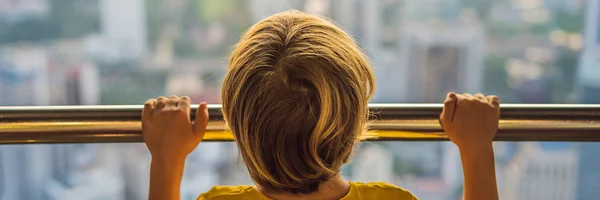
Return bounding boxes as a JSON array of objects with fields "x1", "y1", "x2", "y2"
[
  {"x1": 576, "y1": 142, "x2": 600, "y2": 200},
  {"x1": 0, "y1": 46, "x2": 50, "y2": 106},
  {"x1": 0, "y1": 144, "x2": 54, "y2": 200},
  {"x1": 329, "y1": 0, "x2": 483, "y2": 103},
  {"x1": 577, "y1": 0, "x2": 600, "y2": 101},
  {"x1": 396, "y1": 22, "x2": 485, "y2": 103},
  {"x1": 352, "y1": 144, "x2": 394, "y2": 183},
  {"x1": 576, "y1": 1, "x2": 600, "y2": 199},
  {"x1": 0, "y1": 43, "x2": 102, "y2": 199},
  {"x1": 329, "y1": 0, "x2": 405, "y2": 102},
  {"x1": 502, "y1": 143, "x2": 578, "y2": 200},
  {"x1": 441, "y1": 142, "x2": 461, "y2": 191},
  {"x1": 46, "y1": 55, "x2": 100, "y2": 105},
  {"x1": 98, "y1": 0, "x2": 147, "y2": 59},
  {"x1": 45, "y1": 144, "x2": 125, "y2": 200},
  {"x1": 0, "y1": 0, "x2": 49, "y2": 22}
]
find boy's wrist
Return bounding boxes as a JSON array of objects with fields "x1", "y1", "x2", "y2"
[
  {"x1": 458, "y1": 143, "x2": 494, "y2": 159},
  {"x1": 151, "y1": 154, "x2": 187, "y2": 165},
  {"x1": 148, "y1": 152, "x2": 186, "y2": 200}
]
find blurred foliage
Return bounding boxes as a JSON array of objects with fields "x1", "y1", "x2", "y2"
[
  {"x1": 483, "y1": 56, "x2": 518, "y2": 102},
  {"x1": 146, "y1": 0, "x2": 251, "y2": 58},
  {"x1": 0, "y1": 0, "x2": 99, "y2": 44},
  {"x1": 483, "y1": 6, "x2": 584, "y2": 103},
  {"x1": 50, "y1": 0, "x2": 99, "y2": 38},
  {"x1": 551, "y1": 47, "x2": 579, "y2": 102},
  {"x1": 459, "y1": 0, "x2": 492, "y2": 19},
  {"x1": 0, "y1": 0, "x2": 588, "y2": 105},
  {"x1": 145, "y1": 0, "x2": 165, "y2": 50},
  {"x1": 0, "y1": 19, "x2": 60, "y2": 43},
  {"x1": 547, "y1": 9, "x2": 583, "y2": 102},
  {"x1": 553, "y1": 10, "x2": 584, "y2": 33},
  {"x1": 196, "y1": 0, "x2": 237, "y2": 22},
  {"x1": 173, "y1": 37, "x2": 198, "y2": 57},
  {"x1": 98, "y1": 61, "x2": 167, "y2": 104},
  {"x1": 487, "y1": 23, "x2": 521, "y2": 38},
  {"x1": 528, "y1": 22, "x2": 554, "y2": 36}
]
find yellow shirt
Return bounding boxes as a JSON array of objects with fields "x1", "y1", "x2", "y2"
[{"x1": 197, "y1": 182, "x2": 418, "y2": 200}]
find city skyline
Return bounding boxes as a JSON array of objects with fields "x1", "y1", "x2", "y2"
[{"x1": 0, "y1": 0, "x2": 598, "y2": 200}]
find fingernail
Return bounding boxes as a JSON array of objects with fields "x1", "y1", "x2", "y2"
[{"x1": 448, "y1": 92, "x2": 456, "y2": 99}]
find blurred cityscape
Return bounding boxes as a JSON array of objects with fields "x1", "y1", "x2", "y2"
[{"x1": 0, "y1": 0, "x2": 599, "y2": 199}]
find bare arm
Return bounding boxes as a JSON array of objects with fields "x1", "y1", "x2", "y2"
[
  {"x1": 440, "y1": 92, "x2": 500, "y2": 200},
  {"x1": 148, "y1": 156, "x2": 186, "y2": 200},
  {"x1": 459, "y1": 145, "x2": 499, "y2": 200},
  {"x1": 142, "y1": 96, "x2": 209, "y2": 200}
]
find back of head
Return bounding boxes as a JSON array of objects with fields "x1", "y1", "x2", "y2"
[{"x1": 221, "y1": 10, "x2": 375, "y2": 194}]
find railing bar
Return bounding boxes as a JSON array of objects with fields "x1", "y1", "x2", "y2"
[{"x1": 0, "y1": 104, "x2": 599, "y2": 144}]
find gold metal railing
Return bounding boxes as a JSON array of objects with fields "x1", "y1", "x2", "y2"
[{"x1": 0, "y1": 104, "x2": 599, "y2": 144}]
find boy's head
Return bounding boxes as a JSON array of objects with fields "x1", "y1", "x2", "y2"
[{"x1": 221, "y1": 10, "x2": 375, "y2": 194}]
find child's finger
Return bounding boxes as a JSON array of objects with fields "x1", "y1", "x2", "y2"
[
  {"x1": 193, "y1": 102, "x2": 209, "y2": 139},
  {"x1": 143, "y1": 99, "x2": 156, "y2": 120},
  {"x1": 487, "y1": 95, "x2": 500, "y2": 107},
  {"x1": 178, "y1": 96, "x2": 191, "y2": 115},
  {"x1": 474, "y1": 93, "x2": 487, "y2": 103},
  {"x1": 441, "y1": 92, "x2": 457, "y2": 122},
  {"x1": 166, "y1": 96, "x2": 179, "y2": 109},
  {"x1": 155, "y1": 96, "x2": 168, "y2": 110}
]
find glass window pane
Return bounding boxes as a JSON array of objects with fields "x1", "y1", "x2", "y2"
[
  {"x1": 1, "y1": 142, "x2": 597, "y2": 200},
  {"x1": 2, "y1": 1, "x2": 600, "y2": 200},
  {"x1": 0, "y1": 0, "x2": 597, "y2": 105}
]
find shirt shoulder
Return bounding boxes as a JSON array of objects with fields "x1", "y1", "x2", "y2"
[
  {"x1": 196, "y1": 185, "x2": 260, "y2": 200},
  {"x1": 346, "y1": 182, "x2": 418, "y2": 200}
]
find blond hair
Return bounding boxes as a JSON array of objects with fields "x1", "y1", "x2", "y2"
[{"x1": 221, "y1": 10, "x2": 375, "y2": 194}]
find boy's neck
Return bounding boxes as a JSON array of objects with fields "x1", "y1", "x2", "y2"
[{"x1": 255, "y1": 175, "x2": 351, "y2": 200}]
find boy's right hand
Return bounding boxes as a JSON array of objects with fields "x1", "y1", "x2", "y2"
[
  {"x1": 142, "y1": 96, "x2": 208, "y2": 160},
  {"x1": 439, "y1": 92, "x2": 500, "y2": 150}
]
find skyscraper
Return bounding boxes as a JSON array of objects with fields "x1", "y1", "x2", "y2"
[
  {"x1": 0, "y1": 0, "x2": 49, "y2": 22},
  {"x1": 0, "y1": 46, "x2": 50, "y2": 106},
  {"x1": 99, "y1": 0, "x2": 148, "y2": 59},
  {"x1": 397, "y1": 22, "x2": 485, "y2": 102},
  {"x1": 352, "y1": 144, "x2": 394, "y2": 183},
  {"x1": 329, "y1": 0, "x2": 405, "y2": 102},
  {"x1": 576, "y1": 0, "x2": 600, "y2": 199},
  {"x1": 502, "y1": 143, "x2": 578, "y2": 200}
]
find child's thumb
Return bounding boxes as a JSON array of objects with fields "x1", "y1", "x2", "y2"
[
  {"x1": 441, "y1": 92, "x2": 457, "y2": 123},
  {"x1": 193, "y1": 102, "x2": 209, "y2": 138}
]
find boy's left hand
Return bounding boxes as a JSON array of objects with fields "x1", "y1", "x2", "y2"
[{"x1": 142, "y1": 96, "x2": 208, "y2": 160}]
